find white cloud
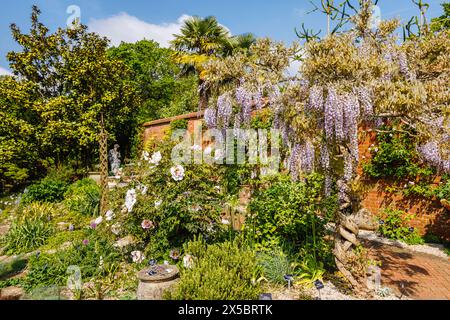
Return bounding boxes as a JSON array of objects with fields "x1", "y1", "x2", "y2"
[
  {"x1": 0, "y1": 66, "x2": 12, "y2": 76},
  {"x1": 88, "y1": 13, "x2": 192, "y2": 47}
]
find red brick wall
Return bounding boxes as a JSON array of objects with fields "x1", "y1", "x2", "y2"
[
  {"x1": 358, "y1": 124, "x2": 449, "y2": 241},
  {"x1": 143, "y1": 114, "x2": 450, "y2": 241}
]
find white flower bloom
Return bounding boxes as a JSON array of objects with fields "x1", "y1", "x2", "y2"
[
  {"x1": 140, "y1": 185, "x2": 148, "y2": 195},
  {"x1": 170, "y1": 165, "x2": 185, "y2": 181},
  {"x1": 131, "y1": 251, "x2": 145, "y2": 264},
  {"x1": 204, "y1": 146, "x2": 212, "y2": 155},
  {"x1": 94, "y1": 216, "x2": 103, "y2": 225},
  {"x1": 142, "y1": 151, "x2": 150, "y2": 161},
  {"x1": 221, "y1": 217, "x2": 231, "y2": 225},
  {"x1": 125, "y1": 189, "x2": 137, "y2": 213},
  {"x1": 183, "y1": 254, "x2": 194, "y2": 269},
  {"x1": 105, "y1": 210, "x2": 115, "y2": 221},
  {"x1": 111, "y1": 223, "x2": 121, "y2": 235},
  {"x1": 214, "y1": 149, "x2": 224, "y2": 161},
  {"x1": 149, "y1": 151, "x2": 162, "y2": 165},
  {"x1": 191, "y1": 144, "x2": 202, "y2": 151},
  {"x1": 155, "y1": 200, "x2": 162, "y2": 208}
]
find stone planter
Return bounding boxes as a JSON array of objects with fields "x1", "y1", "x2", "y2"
[{"x1": 136, "y1": 265, "x2": 179, "y2": 300}]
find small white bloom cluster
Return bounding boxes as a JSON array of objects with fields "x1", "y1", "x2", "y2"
[
  {"x1": 170, "y1": 165, "x2": 185, "y2": 181},
  {"x1": 125, "y1": 188, "x2": 137, "y2": 213}
]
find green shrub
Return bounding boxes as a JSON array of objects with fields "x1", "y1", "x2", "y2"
[
  {"x1": 166, "y1": 238, "x2": 261, "y2": 300},
  {"x1": 435, "y1": 176, "x2": 450, "y2": 200},
  {"x1": 256, "y1": 249, "x2": 293, "y2": 285},
  {"x1": 64, "y1": 179, "x2": 100, "y2": 216},
  {"x1": 247, "y1": 173, "x2": 326, "y2": 250},
  {"x1": 23, "y1": 231, "x2": 121, "y2": 291},
  {"x1": 378, "y1": 208, "x2": 424, "y2": 245},
  {"x1": 170, "y1": 119, "x2": 188, "y2": 132},
  {"x1": 22, "y1": 177, "x2": 69, "y2": 204},
  {"x1": 1, "y1": 217, "x2": 55, "y2": 254}
]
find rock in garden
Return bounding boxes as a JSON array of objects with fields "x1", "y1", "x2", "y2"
[
  {"x1": 354, "y1": 208, "x2": 379, "y2": 231},
  {"x1": 0, "y1": 286, "x2": 25, "y2": 300},
  {"x1": 56, "y1": 222, "x2": 71, "y2": 231}
]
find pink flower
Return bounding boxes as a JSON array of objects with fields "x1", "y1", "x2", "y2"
[{"x1": 141, "y1": 220, "x2": 155, "y2": 230}]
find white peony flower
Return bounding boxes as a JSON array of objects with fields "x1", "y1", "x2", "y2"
[
  {"x1": 142, "y1": 151, "x2": 150, "y2": 161},
  {"x1": 105, "y1": 210, "x2": 115, "y2": 221},
  {"x1": 125, "y1": 189, "x2": 137, "y2": 213},
  {"x1": 94, "y1": 216, "x2": 103, "y2": 225},
  {"x1": 170, "y1": 165, "x2": 185, "y2": 181},
  {"x1": 131, "y1": 251, "x2": 145, "y2": 264},
  {"x1": 149, "y1": 151, "x2": 162, "y2": 166},
  {"x1": 111, "y1": 223, "x2": 121, "y2": 235}
]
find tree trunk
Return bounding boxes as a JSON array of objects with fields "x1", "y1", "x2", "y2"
[
  {"x1": 333, "y1": 148, "x2": 370, "y2": 295},
  {"x1": 99, "y1": 113, "x2": 108, "y2": 215}
]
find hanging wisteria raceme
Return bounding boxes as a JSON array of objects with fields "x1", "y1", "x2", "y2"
[
  {"x1": 335, "y1": 94, "x2": 345, "y2": 142},
  {"x1": 216, "y1": 93, "x2": 233, "y2": 128},
  {"x1": 300, "y1": 140, "x2": 315, "y2": 173},
  {"x1": 289, "y1": 143, "x2": 301, "y2": 181},
  {"x1": 324, "y1": 87, "x2": 338, "y2": 141},
  {"x1": 356, "y1": 87, "x2": 374, "y2": 119},
  {"x1": 343, "y1": 151, "x2": 354, "y2": 182},
  {"x1": 254, "y1": 87, "x2": 265, "y2": 110},
  {"x1": 417, "y1": 140, "x2": 449, "y2": 173},
  {"x1": 397, "y1": 51, "x2": 416, "y2": 81},
  {"x1": 342, "y1": 93, "x2": 360, "y2": 140},
  {"x1": 307, "y1": 85, "x2": 324, "y2": 113},
  {"x1": 320, "y1": 143, "x2": 330, "y2": 170},
  {"x1": 204, "y1": 107, "x2": 217, "y2": 129}
]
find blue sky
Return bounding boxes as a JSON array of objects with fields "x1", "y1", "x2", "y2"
[{"x1": 0, "y1": 0, "x2": 447, "y2": 74}]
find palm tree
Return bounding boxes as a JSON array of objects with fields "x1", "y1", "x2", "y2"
[{"x1": 171, "y1": 16, "x2": 256, "y2": 110}]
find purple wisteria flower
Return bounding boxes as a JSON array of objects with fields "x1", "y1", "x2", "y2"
[{"x1": 204, "y1": 108, "x2": 217, "y2": 129}]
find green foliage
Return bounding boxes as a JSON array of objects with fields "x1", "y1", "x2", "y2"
[
  {"x1": 362, "y1": 126, "x2": 430, "y2": 179},
  {"x1": 1, "y1": 217, "x2": 55, "y2": 254},
  {"x1": 21, "y1": 177, "x2": 69, "y2": 204},
  {"x1": 430, "y1": 3, "x2": 450, "y2": 32},
  {"x1": 170, "y1": 119, "x2": 189, "y2": 132},
  {"x1": 2, "y1": 6, "x2": 139, "y2": 190},
  {"x1": 108, "y1": 40, "x2": 198, "y2": 126},
  {"x1": 256, "y1": 249, "x2": 293, "y2": 285},
  {"x1": 0, "y1": 256, "x2": 28, "y2": 279},
  {"x1": 251, "y1": 109, "x2": 274, "y2": 130},
  {"x1": 23, "y1": 231, "x2": 121, "y2": 291},
  {"x1": 378, "y1": 208, "x2": 424, "y2": 245},
  {"x1": 247, "y1": 173, "x2": 326, "y2": 250},
  {"x1": 434, "y1": 176, "x2": 450, "y2": 200},
  {"x1": 166, "y1": 237, "x2": 261, "y2": 300},
  {"x1": 64, "y1": 178, "x2": 100, "y2": 216}
]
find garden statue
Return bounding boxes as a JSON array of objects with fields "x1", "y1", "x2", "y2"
[{"x1": 108, "y1": 144, "x2": 121, "y2": 176}]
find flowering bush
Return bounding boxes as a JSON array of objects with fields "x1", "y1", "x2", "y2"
[{"x1": 107, "y1": 137, "x2": 228, "y2": 259}]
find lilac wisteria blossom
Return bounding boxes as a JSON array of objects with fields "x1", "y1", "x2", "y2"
[
  {"x1": 217, "y1": 93, "x2": 233, "y2": 127},
  {"x1": 204, "y1": 108, "x2": 217, "y2": 129},
  {"x1": 307, "y1": 85, "x2": 324, "y2": 112}
]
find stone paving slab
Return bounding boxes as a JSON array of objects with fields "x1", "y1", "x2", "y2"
[{"x1": 365, "y1": 240, "x2": 450, "y2": 300}]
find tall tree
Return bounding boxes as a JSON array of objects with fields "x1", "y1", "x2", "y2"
[
  {"x1": 1, "y1": 6, "x2": 139, "y2": 191},
  {"x1": 171, "y1": 16, "x2": 255, "y2": 110}
]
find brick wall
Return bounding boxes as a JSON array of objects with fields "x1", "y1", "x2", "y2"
[{"x1": 143, "y1": 114, "x2": 450, "y2": 240}]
